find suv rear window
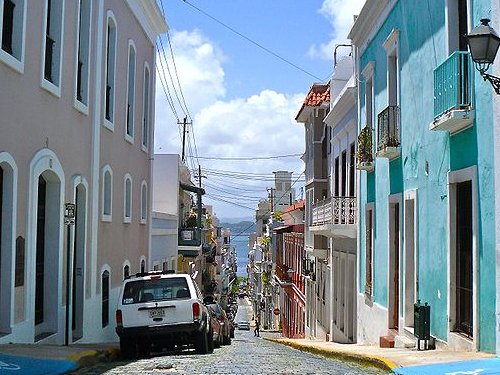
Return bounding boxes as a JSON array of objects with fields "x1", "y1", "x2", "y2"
[{"x1": 122, "y1": 277, "x2": 191, "y2": 304}]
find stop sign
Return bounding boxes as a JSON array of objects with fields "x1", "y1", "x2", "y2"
[{"x1": 273, "y1": 307, "x2": 280, "y2": 315}]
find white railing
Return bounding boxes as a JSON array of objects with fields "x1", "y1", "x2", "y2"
[{"x1": 312, "y1": 196, "x2": 356, "y2": 226}]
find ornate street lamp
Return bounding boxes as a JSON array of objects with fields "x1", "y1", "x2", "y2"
[{"x1": 467, "y1": 18, "x2": 500, "y2": 94}]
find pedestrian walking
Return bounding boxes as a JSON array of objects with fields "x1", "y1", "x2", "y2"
[{"x1": 254, "y1": 319, "x2": 260, "y2": 337}]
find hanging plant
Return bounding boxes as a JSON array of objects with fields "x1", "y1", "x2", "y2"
[{"x1": 357, "y1": 126, "x2": 373, "y2": 163}]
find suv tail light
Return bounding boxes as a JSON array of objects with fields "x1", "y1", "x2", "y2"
[
  {"x1": 116, "y1": 310, "x2": 123, "y2": 327},
  {"x1": 192, "y1": 302, "x2": 201, "y2": 321}
]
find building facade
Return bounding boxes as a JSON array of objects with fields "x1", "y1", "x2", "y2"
[
  {"x1": 0, "y1": 0, "x2": 166, "y2": 344},
  {"x1": 350, "y1": 0, "x2": 498, "y2": 353},
  {"x1": 295, "y1": 83, "x2": 331, "y2": 340},
  {"x1": 309, "y1": 56, "x2": 358, "y2": 344}
]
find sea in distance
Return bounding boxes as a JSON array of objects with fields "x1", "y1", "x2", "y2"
[{"x1": 230, "y1": 234, "x2": 251, "y2": 277}]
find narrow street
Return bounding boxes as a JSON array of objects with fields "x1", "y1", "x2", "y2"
[{"x1": 69, "y1": 298, "x2": 387, "y2": 375}]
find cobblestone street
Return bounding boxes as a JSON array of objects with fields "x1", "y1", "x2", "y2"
[{"x1": 69, "y1": 331, "x2": 388, "y2": 375}]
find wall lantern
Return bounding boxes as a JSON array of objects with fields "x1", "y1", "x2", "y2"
[{"x1": 467, "y1": 18, "x2": 500, "y2": 94}]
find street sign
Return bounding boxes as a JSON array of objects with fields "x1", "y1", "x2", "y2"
[
  {"x1": 64, "y1": 203, "x2": 76, "y2": 225},
  {"x1": 273, "y1": 307, "x2": 280, "y2": 315}
]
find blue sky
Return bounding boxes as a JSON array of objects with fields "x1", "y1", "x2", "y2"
[{"x1": 154, "y1": 0, "x2": 365, "y2": 220}]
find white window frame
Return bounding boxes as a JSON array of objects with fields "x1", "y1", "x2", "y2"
[
  {"x1": 383, "y1": 29, "x2": 400, "y2": 107},
  {"x1": 142, "y1": 62, "x2": 151, "y2": 151},
  {"x1": 125, "y1": 40, "x2": 136, "y2": 143},
  {"x1": 0, "y1": 0, "x2": 27, "y2": 73},
  {"x1": 123, "y1": 173, "x2": 132, "y2": 223},
  {"x1": 101, "y1": 165, "x2": 113, "y2": 221},
  {"x1": 140, "y1": 180, "x2": 147, "y2": 224},
  {"x1": 73, "y1": 0, "x2": 91, "y2": 114},
  {"x1": 362, "y1": 62, "x2": 375, "y2": 130},
  {"x1": 41, "y1": 0, "x2": 65, "y2": 97},
  {"x1": 103, "y1": 11, "x2": 117, "y2": 131}
]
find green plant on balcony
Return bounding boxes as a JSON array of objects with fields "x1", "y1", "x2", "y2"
[
  {"x1": 261, "y1": 270, "x2": 270, "y2": 287},
  {"x1": 272, "y1": 211, "x2": 283, "y2": 222},
  {"x1": 357, "y1": 126, "x2": 373, "y2": 164}
]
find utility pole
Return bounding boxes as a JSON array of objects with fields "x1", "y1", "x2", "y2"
[{"x1": 178, "y1": 117, "x2": 192, "y2": 162}]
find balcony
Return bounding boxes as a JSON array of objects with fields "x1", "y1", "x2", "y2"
[
  {"x1": 430, "y1": 51, "x2": 474, "y2": 134},
  {"x1": 376, "y1": 105, "x2": 400, "y2": 160},
  {"x1": 310, "y1": 196, "x2": 357, "y2": 238},
  {"x1": 178, "y1": 228, "x2": 201, "y2": 247},
  {"x1": 357, "y1": 126, "x2": 374, "y2": 172}
]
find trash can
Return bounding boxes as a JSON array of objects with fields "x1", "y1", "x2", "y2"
[{"x1": 414, "y1": 300, "x2": 430, "y2": 350}]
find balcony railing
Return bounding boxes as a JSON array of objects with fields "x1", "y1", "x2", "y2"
[
  {"x1": 431, "y1": 51, "x2": 474, "y2": 133},
  {"x1": 433, "y1": 51, "x2": 472, "y2": 119},
  {"x1": 311, "y1": 196, "x2": 356, "y2": 226},
  {"x1": 377, "y1": 105, "x2": 400, "y2": 153}
]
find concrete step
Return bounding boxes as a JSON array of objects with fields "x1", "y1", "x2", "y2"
[{"x1": 395, "y1": 335, "x2": 415, "y2": 349}]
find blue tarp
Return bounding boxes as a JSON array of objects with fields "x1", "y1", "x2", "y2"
[
  {"x1": 394, "y1": 358, "x2": 500, "y2": 375},
  {"x1": 0, "y1": 353, "x2": 76, "y2": 375}
]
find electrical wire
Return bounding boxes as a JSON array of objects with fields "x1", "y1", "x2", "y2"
[
  {"x1": 179, "y1": 0, "x2": 324, "y2": 82},
  {"x1": 186, "y1": 153, "x2": 303, "y2": 161}
]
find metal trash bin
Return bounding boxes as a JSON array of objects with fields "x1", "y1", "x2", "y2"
[{"x1": 414, "y1": 300, "x2": 430, "y2": 350}]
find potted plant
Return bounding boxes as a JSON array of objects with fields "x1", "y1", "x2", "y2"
[{"x1": 357, "y1": 126, "x2": 374, "y2": 171}]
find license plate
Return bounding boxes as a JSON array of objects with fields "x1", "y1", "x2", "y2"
[{"x1": 149, "y1": 309, "x2": 165, "y2": 318}]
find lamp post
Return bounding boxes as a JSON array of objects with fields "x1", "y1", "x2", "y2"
[
  {"x1": 64, "y1": 203, "x2": 76, "y2": 346},
  {"x1": 467, "y1": 18, "x2": 500, "y2": 94}
]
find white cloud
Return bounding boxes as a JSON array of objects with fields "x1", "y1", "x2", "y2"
[
  {"x1": 154, "y1": 30, "x2": 306, "y2": 218},
  {"x1": 308, "y1": 0, "x2": 366, "y2": 60}
]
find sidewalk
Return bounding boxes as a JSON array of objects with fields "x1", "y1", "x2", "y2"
[
  {"x1": 263, "y1": 335, "x2": 496, "y2": 372},
  {"x1": 0, "y1": 342, "x2": 119, "y2": 374}
]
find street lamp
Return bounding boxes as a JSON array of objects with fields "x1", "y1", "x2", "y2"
[{"x1": 467, "y1": 18, "x2": 500, "y2": 94}]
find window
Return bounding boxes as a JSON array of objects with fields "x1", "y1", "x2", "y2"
[
  {"x1": 362, "y1": 62, "x2": 375, "y2": 129},
  {"x1": 140, "y1": 259, "x2": 145, "y2": 273},
  {"x1": 75, "y1": 0, "x2": 91, "y2": 108},
  {"x1": 334, "y1": 157, "x2": 339, "y2": 196},
  {"x1": 349, "y1": 142, "x2": 355, "y2": 197},
  {"x1": 123, "y1": 174, "x2": 132, "y2": 222},
  {"x1": 1, "y1": 0, "x2": 25, "y2": 70},
  {"x1": 104, "y1": 12, "x2": 117, "y2": 127},
  {"x1": 15, "y1": 236, "x2": 24, "y2": 287},
  {"x1": 383, "y1": 29, "x2": 399, "y2": 107},
  {"x1": 42, "y1": 0, "x2": 64, "y2": 90},
  {"x1": 126, "y1": 41, "x2": 136, "y2": 141},
  {"x1": 102, "y1": 166, "x2": 112, "y2": 220},
  {"x1": 140, "y1": 181, "x2": 147, "y2": 223},
  {"x1": 446, "y1": 0, "x2": 470, "y2": 53},
  {"x1": 101, "y1": 270, "x2": 109, "y2": 327},
  {"x1": 365, "y1": 206, "x2": 374, "y2": 297},
  {"x1": 123, "y1": 264, "x2": 130, "y2": 279},
  {"x1": 142, "y1": 64, "x2": 150, "y2": 149}
]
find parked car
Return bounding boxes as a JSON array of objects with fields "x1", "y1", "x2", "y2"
[
  {"x1": 207, "y1": 304, "x2": 223, "y2": 348},
  {"x1": 205, "y1": 301, "x2": 231, "y2": 345},
  {"x1": 237, "y1": 320, "x2": 250, "y2": 330},
  {"x1": 115, "y1": 271, "x2": 214, "y2": 358}
]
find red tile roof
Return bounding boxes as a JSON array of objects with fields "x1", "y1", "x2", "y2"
[{"x1": 295, "y1": 83, "x2": 330, "y2": 120}]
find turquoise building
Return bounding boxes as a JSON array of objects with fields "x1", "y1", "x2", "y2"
[{"x1": 349, "y1": 0, "x2": 499, "y2": 353}]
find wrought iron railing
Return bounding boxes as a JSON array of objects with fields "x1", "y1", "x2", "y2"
[
  {"x1": 433, "y1": 51, "x2": 472, "y2": 119},
  {"x1": 311, "y1": 196, "x2": 356, "y2": 226},
  {"x1": 377, "y1": 105, "x2": 400, "y2": 152}
]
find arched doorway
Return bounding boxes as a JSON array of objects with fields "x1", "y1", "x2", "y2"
[
  {"x1": 72, "y1": 182, "x2": 86, "y2": 341},
  {"x1": 34, "y1": 170, "x2": 62, "y2": 341}
]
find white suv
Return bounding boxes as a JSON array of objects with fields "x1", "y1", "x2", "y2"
[{"x1": 115, "y1": 271, "x2": 213, "y2": 358}]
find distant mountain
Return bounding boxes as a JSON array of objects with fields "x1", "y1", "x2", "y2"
[
  {"x1": 219, "y1": 216, "x2": 253, "y2": 224},
  {"x1": 220, "y1": 221, "x2": 255, "y2": 236}
]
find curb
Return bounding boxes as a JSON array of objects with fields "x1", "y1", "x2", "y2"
[
  {"x1": 264, "y1": 337, "x2": 397, "y2": 372},
  {"x1": 67, "y1": 348, "x2": 121, "y2": 369}
]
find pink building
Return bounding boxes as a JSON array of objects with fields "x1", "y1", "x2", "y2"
[{"x1": 0, "y1": 0, "x2": 166, "y2": 344}]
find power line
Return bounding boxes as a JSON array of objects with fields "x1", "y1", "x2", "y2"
[
  {"x1": 186, "y1": 153, "x2": 303, "y2": 161},
  {"x1": 180, "y1": 0, "x2": 324, "y2": 82}
]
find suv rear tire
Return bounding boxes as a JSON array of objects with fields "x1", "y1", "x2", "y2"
[{"x1": 120, "y1": 338, "x2": 135, "y2": 360}]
